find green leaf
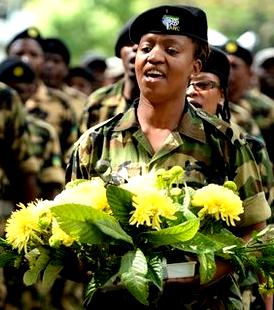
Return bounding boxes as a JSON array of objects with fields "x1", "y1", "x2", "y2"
[
  {"x1": 143, "y1": 218, "x2": 200, "y2": 246},
  {"x1": 198, "y1": 252, "x2": 216, "y2": 284},
  {"x1": 174, "y1": 232, "x2": 227, "y2": 254},
  {"x1": 23, "y1": 251, "x2": 50, "y2": 286},
  {"x1": 119, "y1": 249, "x2": 149, "y2": 305},
  {"x1": 51, "y1": 204, "x2": 133, "y2": 245},
  {"x1": 42, "y1": 262, "x2": 63, "y2": 291},
  {"x1": 0, "y1": 252, "x2": 18, "y2": 267},
  {"x1": 147, "y1": 255, "x2": 164, "y2": 291},
  {"x1": 106, "y1": 185, "x2": 133, "y2": 225}
]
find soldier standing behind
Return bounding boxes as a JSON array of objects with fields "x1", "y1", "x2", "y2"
[
  {"x1": 0, "y1": 82, "x2": 39, "y2": 308},
  {"x1": 0, "y1": 57, "x2": 65, "y2": 200},
  {"x1": 80, "y1": 18, "x2": 139, "y2": 133},
  {"x1": 5, "y1": 27, "x2": 79, "y2": 168},
  {"x1": 220, "y1": 40, "x2": 274, "y2": 166},
  {"x1": 41, "y1": 37, "x2": 88, "y2": 123}
]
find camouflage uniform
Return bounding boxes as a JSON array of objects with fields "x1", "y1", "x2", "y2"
[
  {"x1": 229, "y1": 102, "x2": 264, "y2": 142},
  {"x1": 26, "y1": 115, "x2": 65, "y2": 199},
  {"x1": 62, "y1": 84, "x2": 88, "y2": 123},
  {"x1": 80, "y1": 78, "x2": 133, "y2": 134},
  {"x1": 67, "y1": 103, "x2": 271, "y2": 310},
  {"x1": 0, "y1": 82, "x2": 39, "y2": 309},
  {"x1": 229, "y1": 102, "x2": 274, "y2": 216},
  {"x1": 242, "y1": 88, "x2": 274, "y2": 166},
  {"x1": 0, "y1": 82, "x2": 38, "y2": 215},
  {"x1": 25, "y1": 81, "x2": 78, "y2": 167}
]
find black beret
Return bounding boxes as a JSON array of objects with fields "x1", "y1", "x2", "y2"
[
  {"x1": 129, "y1": 5, "x2": 208, "y2": 44},
  {"x1": 220, "y1": 40, "x2": 253, "y2": 66},
  {"x1": 202, "y1": 46, "x2": 230, "y2": 87},
  {"x1": 0, "y1": 57, "x2": 35, "y2": 83},
  {"x1": 6, "y1": 26, "x2": 43, "y2": 53},
  {"x1": 42, "y1": 37, "x2": 70, "y2": 65},
  {"x1": 66, "y1": 66, "x2": 95, "y2": 82},
  {"x1": 115, "y1": 18, "x2": 134, "y2": 58}
]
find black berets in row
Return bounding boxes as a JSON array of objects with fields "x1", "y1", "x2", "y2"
[
  {"x1": 220, "y1": 40, "x2": 253, "y2": 66},
  {"x1": 0, "y1": 57, "x2": 35, "y2": 83}
]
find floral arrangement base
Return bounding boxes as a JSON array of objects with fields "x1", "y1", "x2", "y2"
[{"x1": 164, "y1": 261, "x2": 197, "y2": 278}]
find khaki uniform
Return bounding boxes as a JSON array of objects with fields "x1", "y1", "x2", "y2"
[
  {"x1": 80, "y1": 79, "x2": 133, "y2": 134},
  {"x1": 67, "y1": 102, "x2": 271, "y2": 309},
  {"x1": 25, "y1": 81, "x2": 78, "y2": 167}
]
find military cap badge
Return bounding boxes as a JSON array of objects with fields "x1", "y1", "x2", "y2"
[
  {"x1": 13, "y1": 66, "x2": 24, "y2": 77},
  {"x1": 225, "y1": 41, "x2": 238, "y2": 53},
  {"x1": 162, "y1": 15, "x2": 180, "y2": 31}
]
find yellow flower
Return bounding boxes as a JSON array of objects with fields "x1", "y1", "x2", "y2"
[
  {"x1": 122, "y1": 173, "x2": 158, "y2": 195},
  {"x1": 5, "y1": 200, "x2": 53, "y2": 253},
  {"x1": 129, "y1": 189, "x2": 178, "y2": 230},
  {"x1": 49, "y1": 218, "x2": 75, "y2": 247},
  {"x1": 54, "y1": 178, "x2": 111, "y2": 213},
  {"x1": 191, "y1": 184, "x2": 243, "y2": 226}
]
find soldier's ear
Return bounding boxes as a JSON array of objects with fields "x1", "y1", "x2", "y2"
[{"x1": 192, "y1": 59, "x2": 202, "y2": 75}]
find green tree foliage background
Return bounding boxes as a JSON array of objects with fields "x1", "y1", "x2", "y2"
[{"x1": 24, "y1": 0, "x2": 274, "y2": 65}]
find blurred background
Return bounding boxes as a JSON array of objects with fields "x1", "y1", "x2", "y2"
[{"x1": 1, "y1": 0, "x2": 274, "y2": 64}]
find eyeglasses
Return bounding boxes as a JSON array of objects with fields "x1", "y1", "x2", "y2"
[{"x1": 187, "y1": 80, "x2": 220, "y2": 91}]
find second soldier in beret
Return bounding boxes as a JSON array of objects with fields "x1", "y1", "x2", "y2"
[{"x1": 67, "y1": 5, "x2": 271, "y2": 309}]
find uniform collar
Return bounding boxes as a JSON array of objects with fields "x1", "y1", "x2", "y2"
[{"x1": 113, "y1": 100, "x2": 207, "y2": 144}]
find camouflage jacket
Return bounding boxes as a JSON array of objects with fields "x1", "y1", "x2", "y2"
[
  {"x1": 26, "y1": 115, "x2": 65, "y2": 191},
  {"x1": 0, "y1": 83, "x2": 39, "y2": 201},
  {"x1": 62, "y1": 84, "x2": 88, "y2": 123},
  {"x1": 80, "y1": 79, "x2": 133, "y2": 134},
  {"x1": 238, "y1": 88, "x2": 274, "y2": 164},
  {"x1": 25, "y1": 81, "x2": 78, "y2": 166},
  {"x1": 67, "y1": 102, "x2": 271, "y2": 228}
]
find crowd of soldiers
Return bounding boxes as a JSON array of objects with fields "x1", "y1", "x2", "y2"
[{"x1": 0, "y1": 6, "x2": 274, "y2": 309}]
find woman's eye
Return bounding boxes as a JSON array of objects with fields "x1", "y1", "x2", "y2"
[
  {"x1": 140, "y1": 46, "x2": 152, "y2": 53},
  {"x1": 166, "y1": 48, "x2": 178, "y2": 56}
]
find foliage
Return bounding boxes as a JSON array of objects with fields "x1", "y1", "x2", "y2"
[
  {"x1": 22, "y1": 0, "x2": 274, "y2": 63},
  {"x1": 0, "y1": 166, "x2": 273, "y2": 306}
]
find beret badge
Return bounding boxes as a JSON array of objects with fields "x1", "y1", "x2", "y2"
[
  {"x1": 225, "y1": 41, "x2": 238, "y2": 53},
  {"x1": 13, "y1": 66, "x2": 24, "y2": 77},
  {"x1": 162, "y1": 15, "x2": 180, "y2": 31}
]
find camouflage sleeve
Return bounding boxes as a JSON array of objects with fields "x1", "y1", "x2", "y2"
[
  {"x1": 65, "y1": 129, "x2": 98, "y2": 182},
  {"x1": 230, "y1": 137, "x2": 271, "y2": 227}
]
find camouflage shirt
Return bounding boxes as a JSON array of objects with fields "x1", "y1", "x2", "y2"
[
  {"x1": 67, "y1": 102, "x2": 271, "y2": 228},
  {"x1": 62, "y1": 84, "x2": 88, "y2": 123},
  {"x1": 238, "y1": 88, "x2": 274, "y2": 163},
  {"x1": 80, "y1": 79, "x2": 134, "y2": 134},
  {"x1": 26, "y1": 115, "x2": 65, "y2": 194},
  {"x1": 0, "y1": 82, "x2": 39, "y2": 202},
  {"x1": 25, "y1": 81, "x2": 78, "y2": 166},
  {"x1": 229, "y1": 102, "x2": 264, "y2": 141}
]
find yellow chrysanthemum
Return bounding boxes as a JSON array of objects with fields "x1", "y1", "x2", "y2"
[
  {"x1": 122, "y1": 173, "x2": 158, "y2": 195},
  {"x1": 49, "y1": 218, "x2": 75, "y2": 247},
  {"x1": 5, "y1": 200, "x2": 53, "y2": 253},
  {"x1": 129, "y1": 189, "x2": 178, "y2": 230},
  {"x1": 191, "y1": 184, "x2": 243, "y2": 226},
  {"x1": 54, "y1": 178, "x2": 111, "y2": 213}
]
